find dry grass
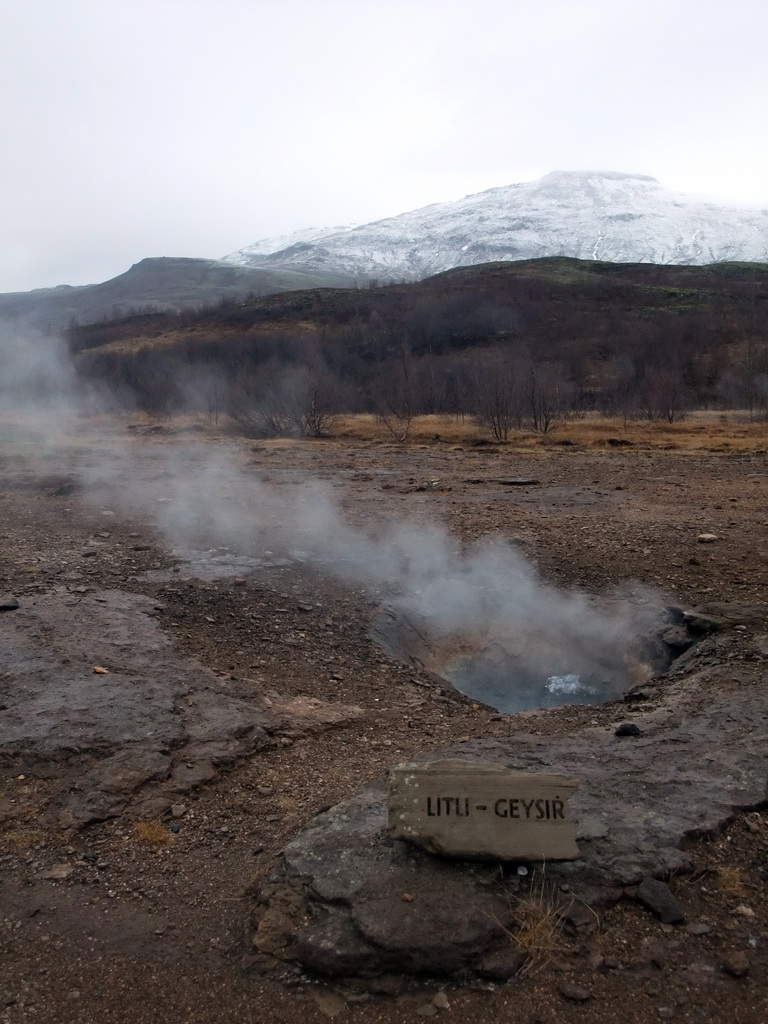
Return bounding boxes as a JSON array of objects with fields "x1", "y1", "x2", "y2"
[
  {"x1": 132, "y1": 819, "x2": 173, "y2": 846},
  {"x1": 1, "y1": 828, "x2": 48, "y2": 852},
  {"x1": 45, "y1": 409, "x2": 768, "y2": 453},
  {"x1": 497, "y1": 875, "x2": 568, "y2": 974},
  {"x1": 332, "y1": 413, "x2": 484, "y2": 444},
  {"x1": 329, "y1": 412, "x2": 768, "y2": 452},
  {"x1": 716, "y1": 865, "x2": 746, "y2": 896}
]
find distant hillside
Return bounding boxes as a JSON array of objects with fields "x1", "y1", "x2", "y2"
[
  {"x1": 223, "y1": 171, "x2": 768, "y2": 279},
  {"x1": 70, "y1": 257, "x2": 768, "y2": 426},
  {"x1": 0, "y1": 257, "x2": 354, "y2": 335}
]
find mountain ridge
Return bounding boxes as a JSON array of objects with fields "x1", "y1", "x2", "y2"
[
  {"x1": 223, "y1": 171, "x2": 768, "y2": 279},
  {"x1": 0, "y1": 257, "x2": 354, "y2": 334}
]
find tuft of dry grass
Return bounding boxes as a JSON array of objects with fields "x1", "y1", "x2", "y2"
[
  {"x1": 132, "y1": 819, "x2": 173, "y2": 846},
  {"x1": 495, "y1": 875, "x2": 568, "y2": 974},
  {"x1": 716, "y1": 865, "x2": 746, "y2": 896},
  {"x1": 1, "y1": 828, "x2": 48, "y2": 852}
]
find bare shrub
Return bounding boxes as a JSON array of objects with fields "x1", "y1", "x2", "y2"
[{"x1": 229, "y1": 360, "x2": 343, "y2": 438}]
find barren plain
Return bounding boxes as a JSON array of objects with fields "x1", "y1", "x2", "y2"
[{"x1": 1, "y1": 419, "x2": 767, "y2": 1024}]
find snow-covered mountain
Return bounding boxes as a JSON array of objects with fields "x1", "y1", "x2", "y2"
[{"x1": 222, "y1": 171, "x2": 768, "y2": 280}]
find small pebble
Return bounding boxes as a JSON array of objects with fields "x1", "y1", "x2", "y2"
[
  {"x1": 686, "y1": 921, "x2": 712, "y2": 936},
  {"x1": 558, "y1": 981, "x2": 591, "y2": 1002},
  {"x1": 722, "y1": 951, "x2": 749, "y2": 978}
]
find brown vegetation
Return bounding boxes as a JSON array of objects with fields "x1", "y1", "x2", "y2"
[{"x1": 66, "y1": 258, "x2": 768, "y2": 431}]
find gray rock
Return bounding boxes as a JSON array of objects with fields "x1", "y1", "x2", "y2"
[
  {"x1": 558, "y1": 981, "x2": 591, "y2": 1002},
  {"x1": 38, "y1": 862, "x2": 74, "y2": 880},
  {"x1": 294, "y1": 908, "x2": 379, "y2": 977},
  {"x1": 474, "y1": 947, "x2": 526, "y2": 981},
  {"x1": 636, "y1": 878, "x2": 685, "y2": 924},
  {"x1": 0, "y1": 596, "x2": 19, "y2": 612},
  {"x1": 722, "y1": 951, "x2": 749, "y2": 978},
  {"x1": 682, "y1": 611, "x2": 723, "y2": 636},
  {"x1": 0, "y1": 590, "x2": 363, "y2": 825},
  {"x1": 661, "y1": 626, "x2": 695, "y2": 653},
  {"x1": 562, "y1": 900, "x2": 598, "y2": 937},
  {"x1": 685, "y1": 921, "x2": 712, "y2": 936},
  {"x1": 614, "y1": 723, "x2": 642, "y2": 737}
]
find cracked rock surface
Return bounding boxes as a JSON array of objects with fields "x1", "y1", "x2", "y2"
[{"x1": 0, "y1": 590, "x2": 363, "y2": 825}]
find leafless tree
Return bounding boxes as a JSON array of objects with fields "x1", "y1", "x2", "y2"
[
  {"x1": 467, "y1": 351, "x2": 523, "y2": 442},
  {"x1": 373, "y1": 342, "x2": 416, "y2": 441},
  {"x1": 525, "y1": 361, "x2": 571, "y2": 434}
]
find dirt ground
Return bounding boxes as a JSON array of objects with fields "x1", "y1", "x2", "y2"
[{"x1": 1, "y1": 424, "x2": 767, "y2": 1024}]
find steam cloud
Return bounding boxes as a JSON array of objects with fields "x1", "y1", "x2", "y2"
[
  {"x1": 3, "y1": 328, "x2": 663, "y2": 711},
  {"x1": 85, "y1": 440, "x2": 661, "y2": 709}
]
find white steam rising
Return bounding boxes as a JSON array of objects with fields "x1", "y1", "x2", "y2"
[
  {"x1": 0, "y1": 329, "x2": 78, "y2": 440},
  {"x1": 83, "y1": 440, "x2": 661, "y2": 707}
]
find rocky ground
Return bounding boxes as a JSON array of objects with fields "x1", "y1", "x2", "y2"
[{"x1": 0, "y1": 425, "x2": 767, "y2": 1023}]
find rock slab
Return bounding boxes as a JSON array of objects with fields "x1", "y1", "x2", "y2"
[{"x1": 389, "y1": 759, "x2": 579, "y2": 860}]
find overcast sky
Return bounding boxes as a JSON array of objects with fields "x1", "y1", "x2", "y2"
[{"x1": 1, "y1": 0, "x2": 766, "y2": 292}]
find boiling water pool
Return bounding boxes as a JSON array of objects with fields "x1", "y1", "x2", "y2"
[{"x1": 444, "y1": 656, "x2": 611, "y2": 714}]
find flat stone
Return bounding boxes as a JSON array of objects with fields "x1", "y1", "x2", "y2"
[
  {"x1": 311, "y1": 990, "x2": 347, "y2": 1018},
  {"x1": 682, "y1": 611, "x2": 723, "y2": 636},
  {"x1": 389, "y1": 760, "x2": 579, "y2": 861},
  {"x1": 0, "y1": 596, "x2": 19, "y2": 612},
  {"x1": 39, "y1": 863, "x2": 74, "y2": 880},
  {"x1": 686, "y1": 921, "x2": 712, "y2": 936},
  {"x1": 474, "y1": 947, "x2": 526, "y2": 981},
  {"x1": 0, "y1": 590, "x2": 363, "y2": 825}
]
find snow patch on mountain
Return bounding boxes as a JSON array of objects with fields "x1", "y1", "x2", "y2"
[
  {"x1": 222, "y1": 171, "x2": 768, "y2": 279},
  {"x1": 224, "y1": 224, "x2": 356, "y2": 265}
]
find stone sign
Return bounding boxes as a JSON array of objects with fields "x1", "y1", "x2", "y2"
[{"x1": 389, "y1": 759, "x2": 580, "y2": 861}]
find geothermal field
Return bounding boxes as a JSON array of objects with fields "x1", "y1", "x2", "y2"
[{"x1": 1, "y1": 418, "x2": 767, "y2": 1024}]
